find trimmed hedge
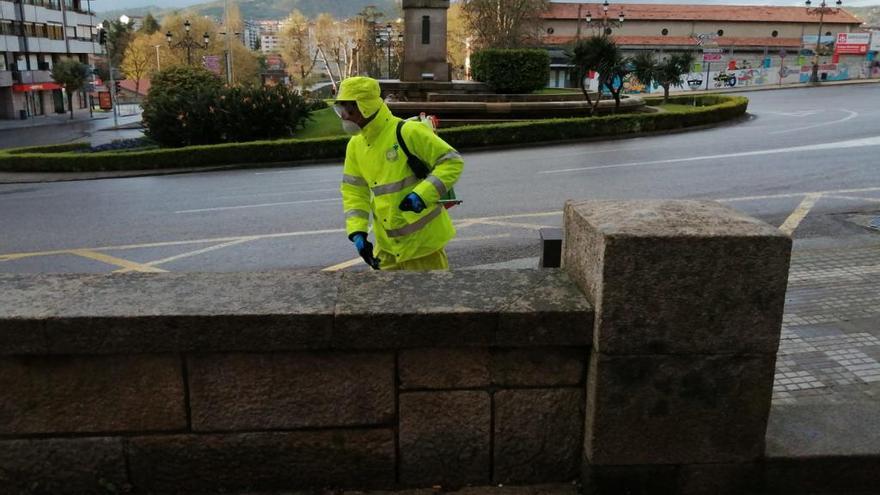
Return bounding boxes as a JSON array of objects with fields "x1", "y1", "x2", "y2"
[
  {"x1": 0, "y1": 96, "x2": 748, "y2": 173},
  {"x1": 471, "y1": 49, "x2": 550, "y2": 94}
]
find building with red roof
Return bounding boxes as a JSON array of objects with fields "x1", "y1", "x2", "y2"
[{"x1": 541, "y1": 2, "x2": 868, "y2": 88}]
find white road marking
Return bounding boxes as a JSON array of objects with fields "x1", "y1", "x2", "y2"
[
  {"x1": 175, "y1": 197, "x2": 338, "y2": 214},
  {"x1": 716, "y1": 186, "x2": 880, "y2": 202},
  {"x1": 823, "y1": 195, "x2": 880, "y2": 204},
  {"x1": 539, "y1": 135, "x2": 880, "y2": 175},
  {"x1": 779, "y1": 193, "x2": 822, "y2": 236},
  {"x1": 211, "y1": 188, "x2": 339, "y2": 200},
  {"x1": 114, "y1": 237, "x2": 260, "y2": 273},
  {"x1": 769, "y1": 109, "x2": 859, "y2": 135}
]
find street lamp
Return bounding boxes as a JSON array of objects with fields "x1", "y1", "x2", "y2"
[
  {"x1": 805, "y1": 0, "x2": 842, "y2": 83},
  {"x1": 153, "y1": 44, "x2": 161, "y2": 71},
  {"x1": 583, "y1": 0, "x2": 625, "y2": 36},
  {"x1": 166, "y1": 19, "x2": 210, "y2": 66},
  {"x1": 375, "y1": 22, "x2": 403, "y2": 79}
]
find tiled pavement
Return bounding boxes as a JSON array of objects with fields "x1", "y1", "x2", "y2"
[{"x1": 773, "y1": 243, "x2": 880, "y2": 406}]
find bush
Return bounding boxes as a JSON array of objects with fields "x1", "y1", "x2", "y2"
[
  {"x1": 142, "y1": 66, "x2": 224, "y2": 147},
  {"x1": 0, "y1": 96, "x2": 747, "y2": 172},
  {"x1": 142, "y1": 67, "x2": 313, "y2": 147},
  {"x1": 215, "y1": 84, "x2": 311, "y2": 142},
  {"x1": 471, "y1": 49, "x2": 550, "y2": 94}
]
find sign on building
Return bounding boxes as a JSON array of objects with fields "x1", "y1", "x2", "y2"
[
  {"x1": 870, "y1": 31, "x2": 880, "y2": 52},
  {"x1": 702, "y1": 48, "x2": 723, "y2": 62},
  {"x1": 835, "y1": 32, "x2": 871, "y2": 55}
]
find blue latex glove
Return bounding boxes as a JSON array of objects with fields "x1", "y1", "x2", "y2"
[
  {"x1": 399, "y1": 192, "x2": 426, "y2": 213},
  {"x1": 351, "y1": 233, "x2": 380, "y2": 270}
]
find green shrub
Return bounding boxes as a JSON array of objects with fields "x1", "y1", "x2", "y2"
[
  {"x1": 471, "y1": 49, "x2": 550, "y2": 94},
  {"x1": 215, "y1": 85, "x2": 311, "y2": 142},
  {"x1": 142, "y1": 66, "x2": 224, "y2": 148},
  {"x1": 0, "y1": 96, "x2": 747, "y2": 172}
]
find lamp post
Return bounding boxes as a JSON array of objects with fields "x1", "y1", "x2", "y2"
[
  {"x1": 154, "y1": 44, "x2": 161, "y2": 71},
  {"x1": 582, "y1": 0, "x2": 625, "y2": 36},
  {"x1": 166, "y1": 20, "x2": 210, "y2": 66},
  {"x1": 375, "y1": 22, "x2": 403, "y2": 79},
  {"x1": 805, "y1": 0, "x2": 842, "y2": 83}
]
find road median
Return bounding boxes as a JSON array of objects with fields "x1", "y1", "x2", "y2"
[{"x1": 0, "y1": 95, "x2": 747, "y2": 174}]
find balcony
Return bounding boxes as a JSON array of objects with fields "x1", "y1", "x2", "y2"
[{"x1": 12, "y1": 69, "x2": 53, "y2": 84}]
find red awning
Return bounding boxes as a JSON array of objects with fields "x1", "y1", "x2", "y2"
[{"x1": 12, "y1": 83, "x2": 62, "y2": 92}]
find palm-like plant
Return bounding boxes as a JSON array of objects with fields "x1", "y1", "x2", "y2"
[
  {"x1": 632, "y1": 51, "x2": 695, "y2": 103},
  {"x1": 569, "y1": 35, "x2": 629, "y2": 113}
]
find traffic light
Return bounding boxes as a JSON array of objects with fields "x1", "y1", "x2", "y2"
[
  {"x1": 114, "y1": 81, "x2": 121, "y2": 94},
  {"x1": 98, "y1": 29, "x2": 106, "y2": 45}
]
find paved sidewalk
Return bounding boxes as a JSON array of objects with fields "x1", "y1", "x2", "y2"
[{"x1": 767, "y1": 240, "x2": 880, "y2": 458}]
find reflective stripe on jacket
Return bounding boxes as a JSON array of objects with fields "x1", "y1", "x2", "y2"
[{"x1": 340, "y1": 103, "x2": 463, "y2": 263}]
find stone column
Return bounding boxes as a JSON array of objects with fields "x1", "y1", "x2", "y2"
[
  {"x1": 401, "y1": 0, "x2": 450, "y2": 82},
  {"x1": 563, "y1": 200, "x2": 791, "y2": 492}
]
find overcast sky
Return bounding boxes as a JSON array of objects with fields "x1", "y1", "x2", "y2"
[{"x1": 552, "y1": 0, "x2": 879, "y2": 6}]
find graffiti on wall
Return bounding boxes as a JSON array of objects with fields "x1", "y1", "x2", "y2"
[{"x1": 798, "y1": 63, "x2": 852, "y2": 82}]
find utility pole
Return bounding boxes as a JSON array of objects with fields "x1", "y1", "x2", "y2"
[
  {"x1": 224, "y1": 0, "x2": 233, "y2": 84},
  {"x1": 108, "y1": 45, "x2": 118, "y2": 128}
]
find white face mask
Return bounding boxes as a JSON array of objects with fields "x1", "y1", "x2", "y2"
[{"x1": 341, "y1": 119, "x2": 362, "y2": 135}]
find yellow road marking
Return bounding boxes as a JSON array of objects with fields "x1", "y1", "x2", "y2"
[
  {"x1": 113, "y1": 237, "x2": 259, "y2": 273},
  {"x1": 320, "y1": 234, "x2": 513, "y2": 272},
  {"x1": 322, "y1": 257, "x2": 363, "y2": 272},
  {"x1": 69, "y1": 249, "x2": 168, "y2": 273},
  {"x1": 779, "y1": 193, "x2": 822, "y2": 236}
]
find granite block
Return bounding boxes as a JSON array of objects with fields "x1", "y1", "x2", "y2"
[
  {"x1": 585, "y1": 351, "x2": 776, "y2": 465},
  {"x1": 399, "y1": 391, "x2": 491, "y2": 486},
  {"x1": 188, "y1": 352, "x2": 394, "y2": 431},
  {"x1": 0, "y1": 354, "x2": 185, "y2": 434},
  {"x1": 0, "y1": 437, "x2": 127, "y2": 495},
  {"x1": 494, "y1": 388, "x2": 584, "y2": 483},
  {"x1": 563, "y1": 200, "x2": 791, "y2": 355},
  {"x1": 127, "y1": 430, "x2": 395, "y2": 492}
]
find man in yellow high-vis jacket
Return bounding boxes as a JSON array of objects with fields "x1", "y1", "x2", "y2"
[{"x1": 336, "y1": 77, "x2": 463, "y2": 271}]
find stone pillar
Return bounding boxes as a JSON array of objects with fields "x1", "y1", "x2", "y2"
[
  {"x1": 401, "y1": 0, "x2": 450, "y2": 82},
  {"x1": 563, "y1": 200, "x2": 791, "y2": 492}
]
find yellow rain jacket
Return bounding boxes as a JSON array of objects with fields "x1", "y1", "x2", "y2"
[{"x1": 338, "y1": 77, "x2": 463, "y2": 264}]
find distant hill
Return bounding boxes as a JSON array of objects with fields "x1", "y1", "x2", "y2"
[
  {"x1": 99, "y1": 0, "x2": 399, "y2": 22},
  {"x1": 848, "y1": 6, "x2": 880, "y2": 27}
]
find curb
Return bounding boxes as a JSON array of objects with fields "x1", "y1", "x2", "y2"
[
  {"x1": 0, "y1": 115, "x2": 751, "y2": 185},
  {"x1": 1, "y1": 95, "x2": 742, "y2": 184}
]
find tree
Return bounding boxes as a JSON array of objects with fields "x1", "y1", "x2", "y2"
[
  {"x1": 632, "y1": 51, "x2": 694, "y2": 103},
  {"x1": 103, "y1": 18, "x2": 135, "y2": 68},
  {"x1": 447, "y1": 2, "x2": 469, "y2": 79},
  {"x1": 569, "y1": 35, "x2": 629, "y2": 112},
  {"x1": 140, "y1": 13, "x2": 160, "y2": 34},
  {"x1": 280, "y1": 10, "x2": 320, "y2": 90},
  {"x1": 51, "y1": 58, "x2": 90, "y2": 119},
  {"x1": 461, "y1": 0, "x2": 549, "y2": 48},
  {"x1": 314, "y1": 13, "x2": 348, "y2": 82},
  {"x1": 352, "y1": 5, "x2": 384, "y2": 77},
  {"x1": 121, "y1": 36, "x2": 153, "y2": 95}
]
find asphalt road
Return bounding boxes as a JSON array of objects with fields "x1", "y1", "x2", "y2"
[{"x1": 1, "y1": 84, "x2": 879, "y2": 273}]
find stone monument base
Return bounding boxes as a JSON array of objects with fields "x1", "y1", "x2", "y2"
[{"x1": 378, "y1": 80, "x2": 490, "y2": 101}]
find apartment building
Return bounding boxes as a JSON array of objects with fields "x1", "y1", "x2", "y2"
[{"x1": 0, "y1": 0, "x2": 101, "y2": 120}]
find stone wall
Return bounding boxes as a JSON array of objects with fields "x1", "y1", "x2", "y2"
[
  {"x1": 0, "y1": 200, "x2": 794, "y2": 494},
  {"x1": 0, "y1": 270, "x2": 592, "y2": 494}
]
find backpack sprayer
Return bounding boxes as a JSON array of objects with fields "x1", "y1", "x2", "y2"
[{"x1": 398, "y1": 113, "x2": 462, "y2": 209}]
